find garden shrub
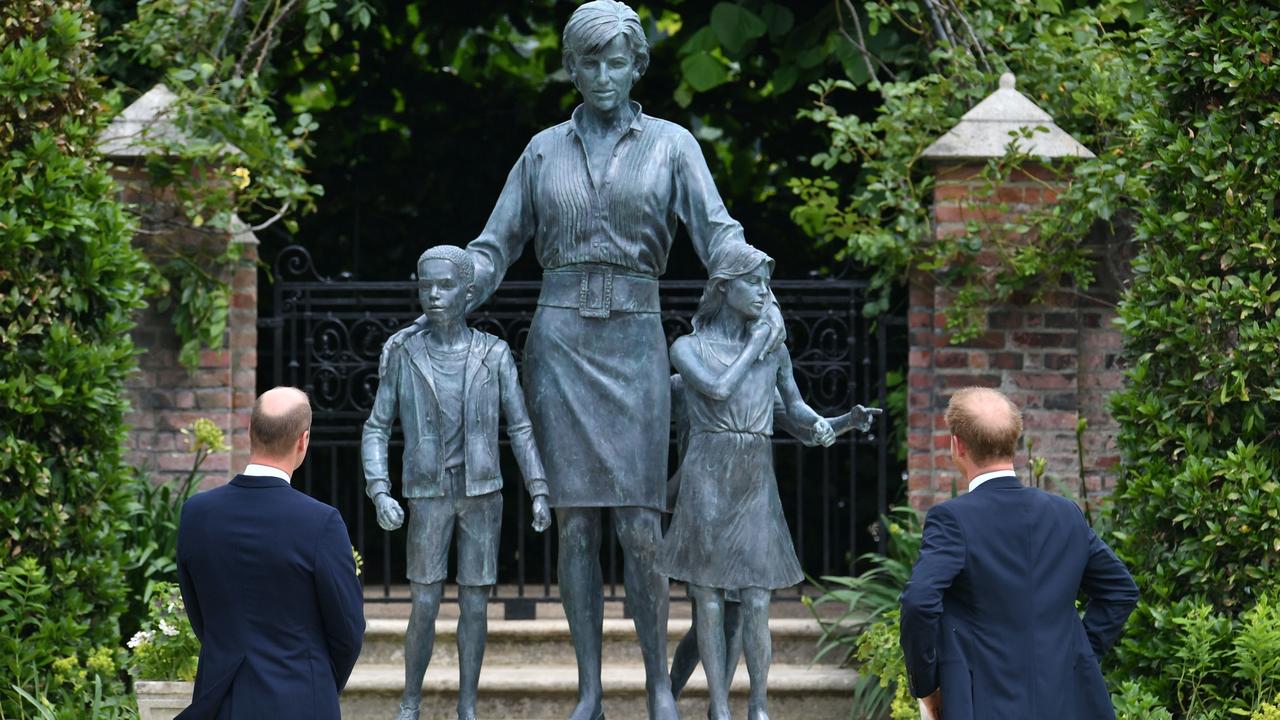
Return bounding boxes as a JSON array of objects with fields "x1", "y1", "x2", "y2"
[
  {"x1": 126, "y1": 582, "x2": 199, "y2": 682},
  {"x1": 1107, "y1": 0, "x2": 1280, "y2": 716},
  {"x1": 0, "y1": 0, "x2": 148, "y2": 714}
]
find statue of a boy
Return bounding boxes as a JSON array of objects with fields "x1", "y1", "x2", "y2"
[{"x1": 362, "y1": 245, "x2": 552, "y2": 720}]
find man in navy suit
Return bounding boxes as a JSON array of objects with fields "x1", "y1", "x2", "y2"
[
  {"x1": 900, "y1": 387, "x2": 1139, "y2": 720},
  {"x1": 177, "y1": 387, "x2": 365, "y2": 719}
]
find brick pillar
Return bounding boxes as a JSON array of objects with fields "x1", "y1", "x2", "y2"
[
  {"x1": 109, "y1": 163, "x2": 257, "y2": 488},
  {"x1": 99, "y1": 85, "x2": 257, "y2": 488},
  {"x1": 906, "y1": 164, "x2": 1124, "y2": 510}
]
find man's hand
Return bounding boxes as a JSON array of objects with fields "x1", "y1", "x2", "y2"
[
  {"x1": 812, "y1": 418, "x2": 835, "y2": 447},
  {"x1": 374, "y1": 493, "x2": 405, "y2": 531},
  {"x1": 919, "y1": 689, "x2": 942, "y2": 720},
  {"x1": 531, "y1": 494, "x2": 552, "y2": 533}
]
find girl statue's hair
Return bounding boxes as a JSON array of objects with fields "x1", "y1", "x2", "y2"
[{"x1": 691, "y1": 244, "x2": 774, "y2": 332}]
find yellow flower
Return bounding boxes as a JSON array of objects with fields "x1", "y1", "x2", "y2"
[{"x1": 231, "y1": 166, "x2": 251, "y2": 190}]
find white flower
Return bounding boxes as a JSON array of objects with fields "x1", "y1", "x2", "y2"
[
  {"x1": 128, "y1": 631, "x2": 154, "y2": 649},
  {"x1": 158, "y1": 619, "x2": 179, "y2": 637}
]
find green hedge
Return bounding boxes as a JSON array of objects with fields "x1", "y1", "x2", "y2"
[
  {"x1": 1107, "y1": 0, "x2": 1280, "y2": 716},
  {"x1": 0, "y1": 1, "x2": 148, "y2": 714}
]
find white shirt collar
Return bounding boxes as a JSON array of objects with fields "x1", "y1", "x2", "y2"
[
  {"x1": 243, "y1": 463, "x2": 292, "y2": 484},
  {"x1": 968, "y1": 469, "x2": 1016, "y2": 493}
]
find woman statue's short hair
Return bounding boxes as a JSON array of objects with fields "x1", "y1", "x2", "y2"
[
  {"x1": 418, "y1": 245, "x2": 475, "y2": 286},
  {"x1": 562, "y1": 0, "x2": 650, "y2": 77}
]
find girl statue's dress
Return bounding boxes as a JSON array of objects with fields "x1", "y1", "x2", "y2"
[{"x1": 655, "y1": 337, "x2": 803, "y2": 591}]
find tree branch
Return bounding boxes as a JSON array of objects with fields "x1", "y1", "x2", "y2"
[
  {"x1": 835, "y1": 0, "x2": 894, "y2": 83},
  {"x1": 213, "y1": 0, "x2": 249, "y2": 60},
  {"x1": 921, "y1": 0, "x2": 952, "y2": 46},
  {"x1": 942, "y1": 0, "x2": 999, "y2": 75}
]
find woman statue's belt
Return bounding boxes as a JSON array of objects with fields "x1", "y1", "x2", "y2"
[{"x1": 539, "y1": 264, "x2": 660, "y2": 318}]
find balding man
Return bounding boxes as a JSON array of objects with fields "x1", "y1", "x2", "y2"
[
  {"x1": 900, "y1": 387, "x2": 1138, "y2": 720},
  {"x1": 177, "y1": 387, "x2": 365, "y2": 720}
]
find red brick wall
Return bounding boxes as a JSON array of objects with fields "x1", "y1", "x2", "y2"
[
  {"x1": 112, "y1": 164, "x2": 256, "y2": 488},
  {"x1": 907, "y1": 163, "x2": 1123, "y2": 510}
]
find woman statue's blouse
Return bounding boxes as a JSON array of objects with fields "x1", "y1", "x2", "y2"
[{"x1": 465, "y1": 102, "x2": 750, "y2": 306}]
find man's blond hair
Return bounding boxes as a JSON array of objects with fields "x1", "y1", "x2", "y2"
[{"x1": 944, "y1": 387, "x2": 1022, "y2": 464}]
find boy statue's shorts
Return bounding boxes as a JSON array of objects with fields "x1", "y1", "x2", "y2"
[{"x1": 405, "y1": 465, "x2": 502, "y2": 586}]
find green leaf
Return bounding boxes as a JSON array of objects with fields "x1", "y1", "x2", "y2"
[
  {"x1": 770, "y1": 64, "x2": 799, "y2": 95},
  {"x1": 710, "y1": 2, "x2": 767, "y2": 55},
  {"x1": 760, "y1": 2, "x2": 795, "y2": 39},
  {"x1": 680, "y1": 52, "x2": 729, "y2": 92}
]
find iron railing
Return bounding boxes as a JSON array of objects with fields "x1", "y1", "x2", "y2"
[{"x1": 260, "y1": 244, "x2": 904, "y2": 617}]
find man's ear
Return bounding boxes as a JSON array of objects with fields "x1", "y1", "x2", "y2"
[
  {"x1": 951, "y1": 434, "x2": 966, "y2": 459},
  {"x1": 465, "y1": 283, "x2": 475, "y2": 301}
]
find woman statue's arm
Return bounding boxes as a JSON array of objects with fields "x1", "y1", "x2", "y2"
[
  {"x1": 671, "y1": 129, "x2": 786, "y2": 355},
  {"x1": 379, "y1": 143, "x2": 537, "y2": 371},
  {"x1": 466, "y1": 144, "x2": 538, "y2": 311}
]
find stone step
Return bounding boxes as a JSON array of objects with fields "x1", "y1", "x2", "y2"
[
  {"x1": 340, "y1": 662, "x2": 856, "y2": 720},
  {"x1": 359, "y1": 617, "x2": 840, "y2": 667}
]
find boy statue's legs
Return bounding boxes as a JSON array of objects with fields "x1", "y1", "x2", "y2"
[
  {"x1": 452, "y1": 479, "x2": 501, "y2": 720},
  {"x1": 455, "y1": 584, "x2": 491, "y2": 720},
  {"x1": 400, "y1": 580, "x2": 444, "y2": 718}
]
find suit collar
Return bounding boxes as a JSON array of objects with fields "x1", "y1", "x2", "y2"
[
  {"x1": 969, "y1": 472, "x2": 1020, "y2": 493},
  {"x1": 229, "y1": 474, "x2": 291, "y2": 489}
]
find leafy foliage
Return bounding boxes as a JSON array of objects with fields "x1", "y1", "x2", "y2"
[
  {"x1": 0, "y1": 1, "x2": 148, "y2": 715},
  {"x1": 92, "y1": 0, "x2": 372, "y2": 370},
  {"x1": 791, "y1": 0, "x2": 1151, "y2": 334},
  {"x1": 118, "y1": 419, "x2": 228, "y2": 646},
  {"x1": 808, "y1": 506, "x2": 921, "y2": 718},
  {"x1": 126, "y1": 582, "x2": 199, "y2": 682},
  {"x1": 1104, "y1": 0, "x2": 1280, "y2": 716}
]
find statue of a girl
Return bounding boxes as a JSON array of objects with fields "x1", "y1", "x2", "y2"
[{"x1": 656, "y1": 244, "x2": 874, "y2": 720}]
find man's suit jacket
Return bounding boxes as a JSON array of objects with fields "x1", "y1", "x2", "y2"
[
  {"x1": 362, "y1": 327, "x2": 547, "y2": 500},
  {"x1": 176, "y1": 474, "x2": 365, "y2": 720},
  {"x1": 899, "y1": 474, "x2": 1139, "y2": 720}
]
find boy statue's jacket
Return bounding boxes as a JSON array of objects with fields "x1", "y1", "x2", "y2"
[{"x1": 362, "y1": 327, "x2": 547, "y2": 499}]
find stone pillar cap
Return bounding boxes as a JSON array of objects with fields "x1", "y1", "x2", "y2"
[
  {"x1": 922, "y1": 73, "x2": 1094, "y2": 161},
  {"x1": 97, "y1": 83, "x2": 243, "y2": 159}
]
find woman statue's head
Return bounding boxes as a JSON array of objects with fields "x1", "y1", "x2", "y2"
[
  {"x1": 562, "y1": 1, "x2": 649, "y2": 114},
  {"x1": 692, "y1": 245, "x2": 775, "y2": 331}
]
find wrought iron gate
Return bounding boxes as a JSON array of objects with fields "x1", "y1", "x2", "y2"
[{"x1": 260, "y1": 245, "x2": 904, "y2": 615}]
